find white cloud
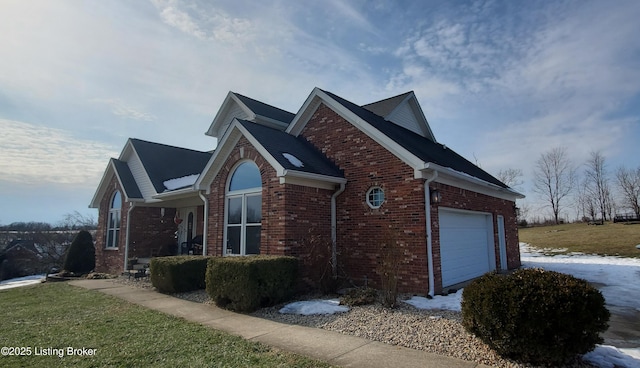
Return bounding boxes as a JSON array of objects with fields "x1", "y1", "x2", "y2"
[
  {"x1": 91, "y1": 98, "x2": 157, "y2": 121},
  {"x1": 0, "y1": 119, "x2": 118, "y2": 186}
]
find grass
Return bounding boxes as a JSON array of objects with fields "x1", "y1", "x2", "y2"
[
  {"x1": 519, "y1": 222, "x2": 640, "y2": 258},
  {"x1": 0, "y1": 282, "x2": 333, "y2": 368}
]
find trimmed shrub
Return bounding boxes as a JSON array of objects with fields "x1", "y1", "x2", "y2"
[
  {"x1": 62, "y1": 230, "x2": 95, "y2": 274},
  {"x1": 206, "y1": 256, "x2": 298, "y2": 312},
  {"x1": 150, "y1": 256, "x2": 208, "y2": 293},
  {"x1": 461, "y1": 268, "x2": 610, "y2": 365}
]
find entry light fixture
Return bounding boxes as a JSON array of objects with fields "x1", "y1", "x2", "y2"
[{"x1": 430, "y1": 188, "x2": 441, "y2": 204}]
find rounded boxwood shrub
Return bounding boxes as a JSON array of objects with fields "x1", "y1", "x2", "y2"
[
  {"x1": 63, "y1": 230, "x2": 95, "y2": 274},
  {"x1": 461, "y1": 268, "x2": 610, "y2": 365}
]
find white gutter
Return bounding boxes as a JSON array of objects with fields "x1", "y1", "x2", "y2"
[
  {"x1": 423, "y1": 162, "x2": 525, "y2": 199},
  {"x1": 424, "y1": 171, "x2": 438, "y2": 297},
  {"x1": 124, "y1": 202, "x2": 136, "y2": 271},
  {"x1": 198, "y1": 191, "x2": 208, "y2": 256},
  {"x1": 330, "y1": 182, "x2": 346, "y2": 278}
]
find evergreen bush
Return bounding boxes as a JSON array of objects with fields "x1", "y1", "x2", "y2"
[
  {"x1": 62, "y1": 230, "x2": 95, "y2": 274},
  {"x1": 461, "y1": 268, "x2": 610, "y2": 365},
  {"x1": 206, "y1": 256, "x2": 298, "y2": 312},
  {"x1": 149, "y1": 256, "x2": 208, "y2": 293}
]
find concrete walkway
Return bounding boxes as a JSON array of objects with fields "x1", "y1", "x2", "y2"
[{"x1": 69, "y1": 279, "x2": 490, "y2": 368}]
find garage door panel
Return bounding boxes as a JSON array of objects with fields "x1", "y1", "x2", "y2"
[{"x1": 439, "y1": 209, "x2": 495, "y2": 287}]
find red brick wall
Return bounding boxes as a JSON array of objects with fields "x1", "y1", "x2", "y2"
[
  {"x1": 298, "y1": 103, "x2": 520, "y2": 294},
  {"x1": 94, "y1": 176, "x2": 195, "y2": 274},
  {"x1": 300, "y1": 104, "x2": 430, "y2": 293},
  {"x1": 205, "y1": 136, "x2": 334, "y2": 289},
  {"x1": 206, "y1": 137, "x2": 277, "y2": 257},
  {"x1": 127, "y1": 207, "x2": 178, "y2": 258}
]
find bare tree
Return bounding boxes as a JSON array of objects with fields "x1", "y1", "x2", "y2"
[
  {"x1": 532, "y1": 147, "x2": 576, "y2": 224},
  {"x1": 58, "y1": 211, "x2": 97, "y2": 230},
  {"x1": 616, "y1": 166, "x2": 640, "y2": 218},
  {"x1": 576, "y1": 177, "x2": 597, "y2": 222},
  {"x1": 583, "y1": 151, "x2": 612, "y2": 221},
  {"x1": 496, "y1": 168, "x2": 524, "y2": 189}
]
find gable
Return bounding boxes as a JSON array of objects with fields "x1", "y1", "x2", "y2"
[
  {"x1": 197, "y1": 119, "x2": 345, "y2": 192},
  {"x1": 287, "y1": 88, "x2": 523, "y2": 201},
  {"x1": 206, "y1": 92, "x2": 295, "y2": 139},
  {"x1": 129, "y1": 139, "x2": 211, "y2": 194},
  {"x1": 90, "y1": 139, "x2": 211, "y2": 208},
  {"x1": 363, "y1": 91, "x2": 435, "y2": 141}
]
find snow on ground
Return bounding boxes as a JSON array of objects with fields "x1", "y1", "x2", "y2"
[
  {"x1": 0, "y1": 274, "x2": 45, "y2": 291},
  {"x1": 584, "y1": 345, "x2": 640, "y2": 368},
  {"x1": 404, "y1": 289, "x2": 463, "y2": 312},
  {"x1": 520, "y1": 243, "x2": 640, "y2": 311},
  {"x1": 277, "y1": 245, "x2": 640, "y2": 368},
  {"x1": 520, "y1": 243, "x2": 640, "y2": 368},
  {"x1": 279, "y1": 299, "x2": 348, "y2": 315}
]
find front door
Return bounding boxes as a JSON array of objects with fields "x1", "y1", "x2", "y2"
[{"x1": 178, "y1": 207, "x2": 196, "y2": 254}]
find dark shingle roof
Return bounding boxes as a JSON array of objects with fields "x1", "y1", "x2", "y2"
[
  {"x1": 130, "y1": 139, "x2": 212, "y2": 193},
  {"x1": 362, "y1": 91, "x2": 412, "y2": 117},
  {"x1": 238, "y1": 120, "x2": 343, "y2": 178},
  {"x1": 234, "y1": 93, "x2": 295, "y2": 124},
  {"x1": 111, "y1": 158, "x2": 142, "y2": 199},
  {"x1": 322, "y1": 90, "x2": 508, "y2": 188}
]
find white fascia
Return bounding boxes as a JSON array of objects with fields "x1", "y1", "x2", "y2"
[
  {"x1": 205, "y1": 92, "x2": 257, "y2": 138},
  {"x1": 152, "y1": 187, "x2": 198, "y2": 201},
  {"x1": 195, "y1": 127, "x2": 243, "y2": 192},
  {"x1": 419, "y1": 162, "x2": 525, "y2": 201},
  {"x1": 280, "y1": 170, "x2": 347, "y2": 190},
  {"x1": 89, "y1": 161, "x2": 116, "y2": 208}
]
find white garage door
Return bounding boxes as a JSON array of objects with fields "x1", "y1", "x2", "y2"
[{"x1": 438, "y1": 209, "x2": 495, "y2": 287}]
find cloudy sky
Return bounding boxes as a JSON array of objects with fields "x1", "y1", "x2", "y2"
[{"x1": 1, "y1": 0, "x2": 639, "y2": 225}]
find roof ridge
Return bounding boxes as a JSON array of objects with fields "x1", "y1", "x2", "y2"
[
  {"x1": 232, "y1": 92, "x2": 296, "y2": 119},
  {"x1": 361, "y1": 91, "x2": 413, "y2": 108},
  {"x1": 129, "y1": 138, "x2": 210, "y2": 154}
]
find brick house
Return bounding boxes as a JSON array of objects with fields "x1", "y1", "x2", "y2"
[{"x1": 90, "y1": 88, "x2": 524, "y2": 295}]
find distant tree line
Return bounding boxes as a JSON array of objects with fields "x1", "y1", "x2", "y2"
[
  {"x1": 496, "y1": 148, "x2": 639, "y2": 225},
  {"x1": 0, "y1": 211, "x2": 97, "y2": 232},
  {"x1": 0, "y1": 211, "x2": 97, "y2": 280}
]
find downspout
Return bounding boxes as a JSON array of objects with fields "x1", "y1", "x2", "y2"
[
  {"x1": 424, "y1": 171, "x2": 438, "y2": 297},
  {"x1": 124, "y1": 202, "x2": 136, "y2": 271},
  {"x1": 199, "y1": 191, "x2": 208, "y2": 256},
  {"x1": 331, "y1": 182, "x2": 346, "y2": 279}
]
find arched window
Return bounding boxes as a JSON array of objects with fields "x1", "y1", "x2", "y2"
[
  {"x1": 225, "y1": 161, "x2": 262, "y2": 255},
  {"x1": 106, "y1": 191, "x2": 121, "y2": 249}
]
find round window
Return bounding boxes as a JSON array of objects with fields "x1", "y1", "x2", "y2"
[{"x1": 366, "y1": 187, "x2": 385, "y2": 209}]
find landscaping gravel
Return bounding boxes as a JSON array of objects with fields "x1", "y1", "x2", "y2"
[{"x1": 111, "y1": 277, "x2": 594, "y2": 367}]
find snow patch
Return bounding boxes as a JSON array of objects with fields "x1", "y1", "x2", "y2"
[
  {"x1": 0, "y1": 274, "x2": 45, "y2": 291},
  {"x1": 583, "y1": 345, "x2": 640, "y2": 368},
  {"x1": 520, "y1": 243, "x2": 640, "y2": 310},
  {"x1": 279, "y1": 299, "x2": 348, "y2": 315},
  {"x1": 163, "y1": 174, "x2": 199, "y2": 191},
  {"x1": 282, "y1": 153, "x2": 304, "y2": 168},
  {"x1": 404, "y1": 289, "x2": 463, "y2": 312}
]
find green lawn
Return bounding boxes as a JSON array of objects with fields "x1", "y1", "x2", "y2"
[
  {"x1": 0, "y1": 283, "x2": 332, "y2": 368},
  {"x1": 519, "y1": 222, "x2": 640, "y2": 258}
]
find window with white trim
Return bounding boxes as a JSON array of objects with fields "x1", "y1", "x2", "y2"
[
  {"x1": 106, "y1": 191, "x2": 121, "y2": 249},
  {"x1": 225, "y1": 161, "x2": 262, "y2": 255},
  {"x1": 366, "y1": 186, "x2": 385, "y2": 209}
]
